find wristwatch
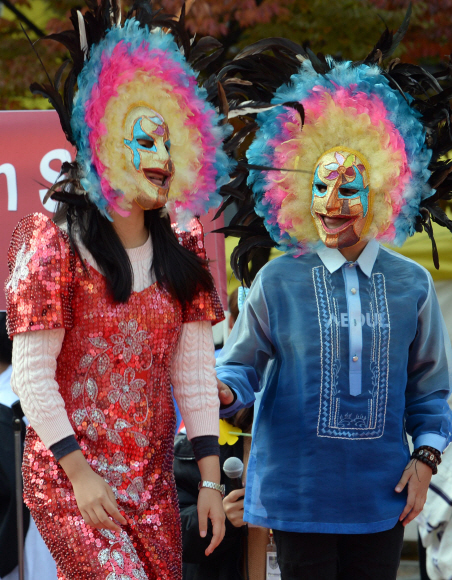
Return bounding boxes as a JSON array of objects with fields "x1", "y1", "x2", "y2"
[{"x1": 198, "y1": 480, "x2": 226, "y2": 498}]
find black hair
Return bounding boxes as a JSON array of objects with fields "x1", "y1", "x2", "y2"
[
  {"x1": 54, "y1": 202, "x2": 214, "y2": 305},
  {"x1": 0, "y1": 313, "x2": 12, "y2": 366}
]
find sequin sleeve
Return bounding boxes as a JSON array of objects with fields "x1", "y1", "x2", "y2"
[
  {"x1": 173, "y1": 218, "x2": 225, "y2": 324},
  {"x1": 6, "y1": 213, "x2": 74, "y2": 337}
]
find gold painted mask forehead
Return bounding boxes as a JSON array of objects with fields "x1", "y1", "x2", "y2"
[{"x1": 315, "y1": 149, "x2": 369, "y2": 188}]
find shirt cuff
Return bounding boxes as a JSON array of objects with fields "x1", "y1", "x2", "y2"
[
  {"x1": 191, "y1": 435, "x2": 220, "y2": 461},
  {"x1": 49, "y1": 435, "x2": 81, "y2": 461},
  {"x1": 220, "y1": 388, "x2": 237, "y2": 409},
  {"x1": 413, "y1": 433, "x2": 448, "y2": 453},
  {"x1": 220, "y1": 397, "x2": 246, "y2": 418}
]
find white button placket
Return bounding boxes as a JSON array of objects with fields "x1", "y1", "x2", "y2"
[{"x1": 343, "y1": 263, "x2": 362, "y2": 396}]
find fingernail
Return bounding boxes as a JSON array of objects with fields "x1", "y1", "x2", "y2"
[
  {"x1": 395, "y1": 487, "x2": 401, "y2": 492},
  {"x1": 200, "y1": 531, "x2": 206, "y2": 538}
]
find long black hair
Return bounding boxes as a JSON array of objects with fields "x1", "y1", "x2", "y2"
[{"x1": 54, "y1": 202, "x2": 214, "y2": 305}]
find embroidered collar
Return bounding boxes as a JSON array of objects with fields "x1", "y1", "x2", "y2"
[{"x1": 315, "y1": 238, "x2": 380, "y2": 278}]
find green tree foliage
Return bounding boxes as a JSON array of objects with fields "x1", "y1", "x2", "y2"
[
  {"x1": 0, "y1": 0, "x2": 82, "y2": 108},
  {"x1": 0, "y1": 0, "x2": 449, "y2": 109}
]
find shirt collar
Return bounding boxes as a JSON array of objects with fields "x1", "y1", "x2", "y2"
[{"x1": 315, "y1": 238, "x2": 380, "y2": 278}]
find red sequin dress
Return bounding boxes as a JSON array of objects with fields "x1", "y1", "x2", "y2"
[{"x1": 6, "y1": 213, "x2": 224, "y2": 580}]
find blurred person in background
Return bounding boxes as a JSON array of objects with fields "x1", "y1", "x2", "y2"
[
  {"x1": 414, "y1": 213, "x2": 452, "y2": 580},
  {"x1": 176, "y1": 408, "x2": 256, "y2": 580},
  {"x1": 0, "y1": 312, "x2": 57, "y2": 580}
]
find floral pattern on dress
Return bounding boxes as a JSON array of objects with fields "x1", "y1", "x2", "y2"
[
  {"x1": 6, "y1": 242, "x2": 36, "y2": 292},
  {"x1": 71, "y1": 319, "x2": 151, "y2": 445},
  {"x1": 97, "y1": 529, "x2": 148, "y2": 579},
  {"x1": 95, "y1": 452, "x2": 131, "y2": 488},
  {"x1": 108, "y1": 369, "x2": 147, "y2": 413},
  {"x1": 111, "y1": 320, "x2": 149, "y2": 364}
]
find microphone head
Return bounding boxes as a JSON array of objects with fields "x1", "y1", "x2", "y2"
[{"x1": 223, "y1": 456, "x2": 244, "y2": 480}]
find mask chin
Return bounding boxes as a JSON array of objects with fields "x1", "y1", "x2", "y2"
[{"x1": 134, "y1": 192, "x2": 167, "y2": 211}]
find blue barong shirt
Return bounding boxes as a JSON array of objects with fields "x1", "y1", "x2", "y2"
[{"x1": 216, "y1": 239, "x2": 452, "y2": 534}]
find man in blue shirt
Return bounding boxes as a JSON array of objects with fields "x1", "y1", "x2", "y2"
[{"x1": 215, "y1": 32, "x2": 452, "y2": 580}]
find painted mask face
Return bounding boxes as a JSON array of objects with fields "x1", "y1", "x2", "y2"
[
  {"x1": 311, "y1": 149, "x2": 371, "y2": 248},
  {"x1": 123, "y1": 106, "x2": 174, "y2": 210}
]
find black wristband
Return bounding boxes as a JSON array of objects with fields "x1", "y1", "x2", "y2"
[
  {"x1": 191, "y1": 435, "x2": 220, "y2": 462},
  {"x1": 49, "y1": 435, "x2": 81, "y2": 461}
]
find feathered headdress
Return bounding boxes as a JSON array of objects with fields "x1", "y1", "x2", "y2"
[
  {"x1": 29, "y1": 0, "x2": 234, "y2": 223},
  {"x1": 216, "y1": 6, "x2": 452, "y2": 283}
]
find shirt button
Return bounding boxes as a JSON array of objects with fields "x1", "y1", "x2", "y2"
[
  {"x1": 350, "y1": 288, "x2": 357, "y2": 294},
  {"x1": 352, "y1": 355, "x2": 359, "y2": 362}
]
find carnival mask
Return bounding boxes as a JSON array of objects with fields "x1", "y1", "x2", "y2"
[
  {"x1": 123, "y1": 106, "x2": 174, "y2": 210},
  {"x1": 311, "y1": 149, "x2": 372, "y2": 248}
]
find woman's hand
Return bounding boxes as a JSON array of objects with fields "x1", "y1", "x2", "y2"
[
  {"x1": 59, "y1": 450, "x2": 127, "y2": 532},
  {"x1": 197, "y1": 455, "x2": 226, "y2": 556},
  {"x1": 198, "y1": 488, "x2": 226, "y2": 556},
  {"x1": 395, "y1": 459, "x2": 433, "y2": 526},
  {"x1": 223, "y1": 488, "x2": 245, "y2": 528}
]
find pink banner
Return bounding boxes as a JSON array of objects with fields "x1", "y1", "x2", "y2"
[{"x1": 0, "y1": 110, "x2": 227, "y2": 311}]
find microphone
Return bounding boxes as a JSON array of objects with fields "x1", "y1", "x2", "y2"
[{"x1": 223, "y1": 457, "x2": 244, "y2": 490}]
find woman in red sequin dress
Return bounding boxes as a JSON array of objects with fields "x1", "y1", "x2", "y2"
[{"x1": 5, "y1": 3, "x2": 233, "y2": 579}]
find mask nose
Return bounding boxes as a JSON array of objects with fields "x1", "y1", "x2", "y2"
[
  {"x1": 156, "y1": 141, "x2": 170, "y2": 163},
  {"x1": 326, "y1": 184, "x2": 341, "y2": 212}
]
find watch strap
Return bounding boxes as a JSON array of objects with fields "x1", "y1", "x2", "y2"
[{"x1": 198, "y1": 480, "x2": 225, "y2": 497}]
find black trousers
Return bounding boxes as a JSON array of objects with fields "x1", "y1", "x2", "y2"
[{"x1": 273, "y1": 522, "x2": 404, "y2": 580}]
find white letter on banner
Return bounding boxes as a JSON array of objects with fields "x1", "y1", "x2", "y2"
[
  {"x1": 0, "y1": 163, "x2": 18, "y2": 211},
  {"x1": 39, "y1": 149, "x2": 72, "y2": 212}
]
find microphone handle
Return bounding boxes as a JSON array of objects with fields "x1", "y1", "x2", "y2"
[{"x1": 228, "y1": 476, "x2": 243, "y2": 491}]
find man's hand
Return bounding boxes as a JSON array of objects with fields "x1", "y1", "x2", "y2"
[
  {"x1": 223, "y1": 488, "x2": 245, "y2": 528},
  {"x1": 217, "y1": 378, "x2": 234, "y2": 407},
  {"x1": 395, "y1": 459, "x2": 433, "y2": 526}
]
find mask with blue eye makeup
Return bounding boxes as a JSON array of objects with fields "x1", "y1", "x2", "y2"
[
  {"x1": 310, "y1": 148, "x2": 373, "y2": 249},
  {"x1": 122, "y1": 106, "x2": 174, "y2": 210}
]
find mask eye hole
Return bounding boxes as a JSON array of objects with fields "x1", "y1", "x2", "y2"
[
  {"x1": 316, "y1": 184, "x2": 327, "y2": 194},
  {"x1": 339, "y1": 187, "x2": 359, "y2": 196},
  {"x1": 137, "y1": 138, "x2": 155, "y2": 149}
]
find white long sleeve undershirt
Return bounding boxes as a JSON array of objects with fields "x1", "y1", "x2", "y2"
[{"x1": 11, "y1": 234, "x2": 219, "y2": 450}]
